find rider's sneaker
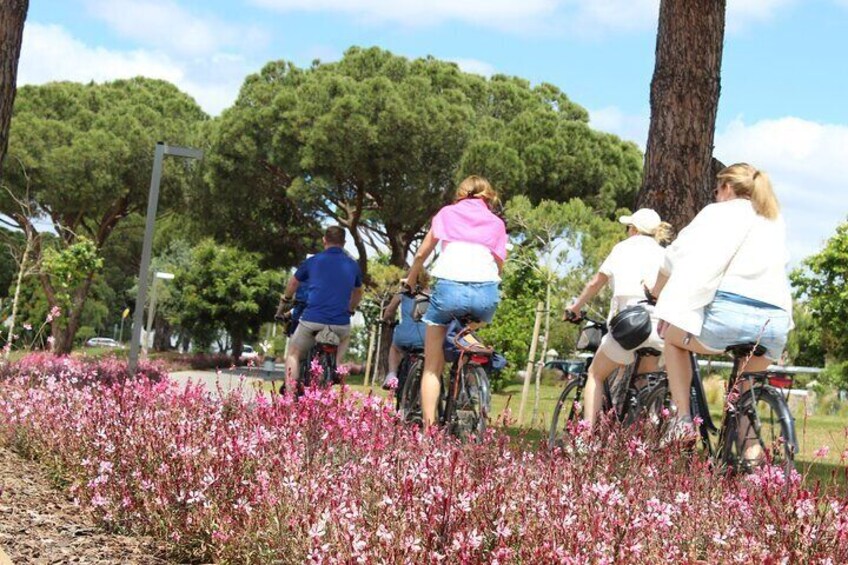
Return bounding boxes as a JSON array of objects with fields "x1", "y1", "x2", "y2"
[
  {"x1": 659, "y1": 415, "x2": 697, "y2": 448},
  {"x1": 382, "y1": 372, "x2": 398, "y2": 391}
]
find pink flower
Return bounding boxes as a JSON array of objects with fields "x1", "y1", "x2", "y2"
[
  {"x1": 46, "y1": 305, "x2": 62, "y2": 323},
  {"x1": 23, "y1": 323, "x2": 32, "y2": 331},
  {"x1": 814, "y1": 445, "x2": 830, "y2": 459}
]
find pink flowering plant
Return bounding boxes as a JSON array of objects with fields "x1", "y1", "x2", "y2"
[{"x1": 0, "y1": 354, "x2": 847, "y2": 563}]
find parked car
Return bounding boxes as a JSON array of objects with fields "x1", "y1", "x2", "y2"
[
  {"x1": 85, "y1": 337, "x2": 122, "y2": 348},
  {"x1": 544, "y1": 359, "x2": 587, "y2": 380},
  {"x1": 240, "y1": 345, "x2": 259, "y2": 360}
]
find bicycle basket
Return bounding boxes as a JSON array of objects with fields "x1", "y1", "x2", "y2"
[
  {"x1": 576, "y1": 325, "x2": 603, "y2": 351},
  {"x1": 315, "y1": 327, "x2": 341, "y2": 346}
]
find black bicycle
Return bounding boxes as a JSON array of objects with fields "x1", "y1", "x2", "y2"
[
  {"x1": 276, "y1": 300, "x2": 343, "y2": 395},
  {"x1": 642, "y1": 342, "x2": 798, "y2": 474},
  {"x1": 398, "y1": 291, "x2": 493, "y2": 442},
  {"x1": 548, "y1": 310, "x2": 665, "y2": 448}
]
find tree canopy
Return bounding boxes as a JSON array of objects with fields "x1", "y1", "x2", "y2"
[
  {"x1": 1, "y1": 78, "x2": 207, "y2": 352},
  {"x1": 204, "y1": 47, "x2": 642, "y2": 277}
]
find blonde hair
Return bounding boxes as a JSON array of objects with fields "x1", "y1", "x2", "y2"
[
  {"x1": 652, "y1": 222, "x2": 675, "y2": 247},
  {"x1": 717, "y1": 163, "x2": 780, "y2": 220},
  {"x1": 454, "y1": 175, "x2": 499, "y2": 209}
]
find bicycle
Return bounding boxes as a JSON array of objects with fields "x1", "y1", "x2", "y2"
[
  {"x1": 642, "y1": 342, "x2": 798, "y2": 475},
  {"x1": 398, "y1": 291, "x2": 494, "y2": 442},
  {"x1": 548, "y1": 309, "x2": 665, "y2": 448},
  {"x1": 276, "y1": 300, "x2": 344, "y2": 396}
]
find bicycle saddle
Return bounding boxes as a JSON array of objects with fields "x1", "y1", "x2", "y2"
[
  {"x1": 315, "y1": 327, "x2": 341, "y2": 346},
  {"x1": 635, "y1": 347, "x2": 662, "y2": 357},
  {"x1": 725, "y1": 342, "x2": 766, "y2": 358}
]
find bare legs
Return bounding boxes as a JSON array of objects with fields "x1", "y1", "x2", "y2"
[
  {"x1": 582, "y1": 351, "x2": 660, "y2": 429},
  {"x1": 387, "y1": 343, "x2": 402, "y2": 377},
  {"x1": 421, "y1": 324, "x2": 447, "y2": 428}
]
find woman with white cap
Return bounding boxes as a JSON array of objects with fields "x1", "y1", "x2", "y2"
[{"x1": 564, "y1": 208, "x2": 674, "y2": 430}]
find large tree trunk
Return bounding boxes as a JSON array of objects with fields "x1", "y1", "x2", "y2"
[
  {"x1": 636, "y1": 0, "x2": 726, "y2": 231},
  {"x1": 52, "y1": 274, "x2": 95, "y2": 354},
  {"x1": 0, "y1": 0, "x2": 28, "y2": 174},
  {"x1": 0, "y1": 0, "x2": 29, "y2": 175}
]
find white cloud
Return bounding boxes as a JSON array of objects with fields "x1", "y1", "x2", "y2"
[
  {"x1": 714, "y1": 117, "x2": 848, "y2": 261},
  {"x1": 449, "y1": 58, "x2": 496, "y2": 77},
  {"x1": 590, "y1": 108, "x2": 846, "y2": 260},
  {"x1": 251, "y1": 0, "x2": 557, "y2": 29},
  {"x1": 589, "y1": 106, "x2": 650, "y2": 148},
  {"x1": 84, "y1": 0, "x2": 267, "y2": 56},
  {"x1": 18, "y1": 23, "x2": 247, "y2": 115},
  {"x1": 250, "y1": 0, "x2": 793, "y2": 33}
]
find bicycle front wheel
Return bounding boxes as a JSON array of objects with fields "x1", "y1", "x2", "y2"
[
  {"x1": 398, "y1": 358, "x2": 424, "y2": 426},
  {"x1": 724, "y1": 385, "x2": 797, "y2": 475},
  {"x1": 548, "y1": 378, "x2": 584, "y2": 450}
]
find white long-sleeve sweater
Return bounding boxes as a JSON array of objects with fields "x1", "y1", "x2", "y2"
[{"x1": 655, "y1": 198, "x2": 793, "y2": 335}]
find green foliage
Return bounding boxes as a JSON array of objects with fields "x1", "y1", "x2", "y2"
[
  {"x1": 1, "y1": 78, "x2": 206, "y2": 350},
  {"x1": 784, "y1": 303, "x2": 826, "y2": 368},
  {"x1": 42, "y1": 236, "x2": 104, "y2": 311},
  {"x1": 821, "y1": 361, "x2": 848, "y2": 392},
  {"x1": 208, "y1": 47, "x2": 641, "y2": 273},
  {"x1": 75, "y1": 325, "x2": 96, "y2": 346},
  {"x1": 173, "y1": 240, "x2": 284, "y2": 355},
  {"x1": 791, "y1": 220, "x2": 848, "y2": 360}
]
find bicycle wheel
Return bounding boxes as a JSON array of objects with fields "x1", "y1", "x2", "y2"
[
  {"x1": 448, "y1": 364, "x2": 489, "y2": 442},
  {"x1": 723, "y1": 384, "x2": 797, "y2": 475},
  {"x1": 548, "y1": 378, "x2": 585, "y2": 449},
  {"x1": 320, "y1": 350, "x2": 336, "y2": 387},
  {"x1": 641, "y1": 382, "x2": 713, "y2": 454},
  {"x1": 398, "y1": 358, "x2": 424, "y2": 425}
]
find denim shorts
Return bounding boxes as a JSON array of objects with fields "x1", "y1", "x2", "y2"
[
  {"x1": 698, "y1": 291, "x2": 790, "y2": 360},
  {"x1": 392, "y1": 323, "x2": 426, "y2": 350},
  {"x1": 421, "y1": 279, "x2": 500, "y2": 327}
]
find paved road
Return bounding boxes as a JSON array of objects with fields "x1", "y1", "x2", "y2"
[{"x1": 168, "y1": 370, "x2": 270, "y2": 400}]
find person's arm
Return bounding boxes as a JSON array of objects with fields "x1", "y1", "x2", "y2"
[
  {"x1": 283, "y1": 276, "x2": 300, "y2": 300},
  {"x1": 648, "y1": 271, "x2": 669, "y2": 301},
  {"x1": 494, "y1": 255, "x2": 504, "y2": 276},
  {"x1": 565, "y1": 272, "x2": 609, "y2": 319},
  {"x1": 349, "y1": 286, "x2": 364, "y2": 313},
  {"x1": 406, "y1": 228, "x2": 438, "y2": 288},
  {"x1": 382, "y1": 294, "x2": 401, "y2": 322}
]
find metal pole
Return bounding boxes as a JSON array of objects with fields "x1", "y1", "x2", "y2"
[
  {"x1": 128, "y1": 142, "x2": 165, "y2": 374},
  {"x1": 143, "y1": 277, "x2": 159, "y2": 359}
]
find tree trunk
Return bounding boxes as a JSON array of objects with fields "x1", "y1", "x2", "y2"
[
  {"x1": 0, "y1": 0, "x2": 28, "y2": 175},
  {"x1": 5, "y1": 226, "x2": 31, "y2": 359},
  {"x1": 153, "y1": 316, "x2": 172, "y2": 351},
  {"x1": 52, "y1": 274, "x2": 95, "y2": 354},
  {"x1": 636, "y1": 0, "x2": 726, "y2": 231},
  {"x1": 532, "y1": 282, "x2": 552, "y2": 427},
  {"x1": 231, "y1": 332, "x2": 244, "y2": 363}
]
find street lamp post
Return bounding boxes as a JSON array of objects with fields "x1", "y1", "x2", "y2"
[
  {"x1": 142, "y1": 271, "x2": 175, "y2": 359},
  {"x1": 128, "y1": 142, "x2": 202, "y2": 374}
]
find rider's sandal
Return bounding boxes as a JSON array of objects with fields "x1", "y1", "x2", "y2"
[{"x1": 658, "y1": 415, "x2": 698, "y2": 449}]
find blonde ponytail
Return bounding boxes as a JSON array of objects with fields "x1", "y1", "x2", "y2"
[
  {"x1": 653, "y1": 221, "x2": 675, "y2": 247},
  {"x1": 454, "y1": 175, "x2": 500, "y2": 210},
  {"x1": 716, "y1": 163, "x2": 780, "y2": 220}
]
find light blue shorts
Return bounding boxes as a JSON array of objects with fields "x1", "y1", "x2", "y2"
[
  {"x1": 421, "y1": 279, "x2": 500, "y2": 327},
  {"x1": 698, "y1": 291, "x2": 790, "y2": 360},
  {"x1": 392, "y1": 322, "x2": 426, "y2": 350}
]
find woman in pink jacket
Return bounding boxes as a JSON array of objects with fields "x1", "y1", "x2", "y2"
[{"x1": 406, "y1": 176, "x2": 508, "y2": 429}]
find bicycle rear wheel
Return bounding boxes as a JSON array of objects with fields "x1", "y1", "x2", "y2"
[
  {"x1": 443, "y1": 364, "x2": 489, "y2": 442},
  {"x1": 398, "y1": 358, "x2": 424, "y2": 425},
  {"x1": 548, "y1": 378, "x2": 584, "y2": 449},
  {"x1": 724, "y1": 385, "x2": 797, "y2": 475}
]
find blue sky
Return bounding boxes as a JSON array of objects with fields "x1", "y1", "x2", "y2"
[{"x1": 18, "y1": 0, "x2": 848, "y2": 262}]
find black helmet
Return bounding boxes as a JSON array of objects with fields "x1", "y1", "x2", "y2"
[{"x1": 609, "y1": 305, "x2": 652, "y2": 350}]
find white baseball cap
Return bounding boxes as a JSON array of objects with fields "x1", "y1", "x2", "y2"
[{"x1": 619, "y1": 208, "x2": 661, "y2": 235}]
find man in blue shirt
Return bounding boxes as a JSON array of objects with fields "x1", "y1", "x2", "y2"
[{"x1": 282, "y1": 226, "x2": 363, "y2": 382}]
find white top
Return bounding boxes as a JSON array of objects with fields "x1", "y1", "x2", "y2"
[
  {"x1": 599, "y1": 234, "x2": 665, "y2": 318},
  {"x1": 430, "y1": 241, "x2": 500, "y2": 283},
  {"x1": 656, "y1": 199, "x2": 793, "y2": 335}
]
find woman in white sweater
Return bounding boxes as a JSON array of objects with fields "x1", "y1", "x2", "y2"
[{"x1": 650, "y1": 163, "x2": 793, "y2": 445}]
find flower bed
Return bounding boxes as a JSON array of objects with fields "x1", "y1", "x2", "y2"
[{"x1": 0, "y1": 355, "x2": 846, "y2": 563}]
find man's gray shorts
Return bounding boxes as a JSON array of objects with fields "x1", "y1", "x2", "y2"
[{"x1": 289, "y1": 320, "x2": 351, "y2": 358}]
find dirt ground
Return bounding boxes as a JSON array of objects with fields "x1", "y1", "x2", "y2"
[{"x1": 0, "y1": 447, "x2": 170, "y2": 564}]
